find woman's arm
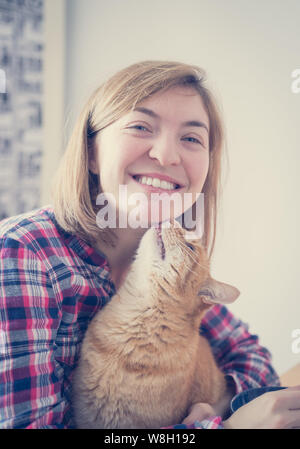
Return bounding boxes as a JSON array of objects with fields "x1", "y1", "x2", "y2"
[
  {"x1": 223, "y1": 385, "x2": 300, "y2": 429},
  {"x1": 177, "y1": 305, "x2": 281, "y2": 429},
  {"x1": 0, "y1": 236, "x2": 69, "y2": 429},
  {"x1": 200, "y1": 304, "x2": 280, "y2": 392}
]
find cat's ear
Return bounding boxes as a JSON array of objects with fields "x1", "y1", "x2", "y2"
[{"x1": 198, "y1": 277, "x2": 240, "y2": 305}]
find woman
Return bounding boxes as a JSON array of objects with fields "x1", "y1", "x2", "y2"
[{"x1": 0, "y1": 61, "x2": 299, "y2": 429}]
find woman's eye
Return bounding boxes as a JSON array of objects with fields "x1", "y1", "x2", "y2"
[
  {"x1": 183, "y1": 136, "x2": 202, "y2": 145},
  {"x1": 128, "y1": 125, "x2": 150, "y2": 132}
]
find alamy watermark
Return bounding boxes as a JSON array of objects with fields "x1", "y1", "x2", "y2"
[
  {"x1": 291, "y1": 328, "x2": 300, "y2": 354},
  {"x1": 291, "y1": 69, "x2": 300, "y2": 93},
  {"x1": 95, "y1": 186, "x2": 204, "y2": 240},
  {"x1": 0, "y1": 68, "x2": 6, "y2": 94}
]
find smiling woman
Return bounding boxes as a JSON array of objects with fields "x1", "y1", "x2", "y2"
[
  {"x1": 52, "y1": 61, "x2": 224, "y2": 261},
  {"x1": 88, "y1": 85, "x2": 210, "y2": 245},
  {"x1": 0, "y1": 61, "x2": 288, "y2": 429}
]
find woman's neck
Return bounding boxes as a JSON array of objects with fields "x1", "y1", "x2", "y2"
[{"x1": 96, "y1": 226, "x2": 148, "y2": 288}]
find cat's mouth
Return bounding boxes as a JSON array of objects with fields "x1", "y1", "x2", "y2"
[{"x1": 156, "y1": 225, "x2": 166, "y2": 260}]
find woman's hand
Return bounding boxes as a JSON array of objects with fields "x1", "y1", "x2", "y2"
[
  {"x1": 182, "y1": 377, "x2": 236, "y2": 425},
  {"x1": 223, "y1": 385, "x2": 300, "y2": 429},
  {"x1": 182, "y1": 402, "x2": 217, "y2": 426}
]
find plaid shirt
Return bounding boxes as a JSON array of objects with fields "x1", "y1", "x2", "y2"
[{"x1": 0, "y1": 206, "x2": 280, "y2": 429}]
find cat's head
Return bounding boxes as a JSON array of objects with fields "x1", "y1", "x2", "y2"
[{"x1": 135, "y1": 220, "x2": 239, "y2": 313}]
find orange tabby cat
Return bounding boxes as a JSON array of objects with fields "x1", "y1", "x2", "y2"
[{"x1": 72, "y1": 222, "x2": 239, "y2": 429}]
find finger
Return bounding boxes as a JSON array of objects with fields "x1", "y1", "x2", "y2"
[
  {"x1": 286, "y1": 384, "x2": 300, "y2": 391},
  {"x1": 288, "y1": 409, "x2": 300, "y2": 428},
  {"x1": 182, "y1": 403, "x2": 215, "y2": 425},
  {"x1": 285, "y1": 390, "x2": 300, "y2": 409},
  {"x1": 288, "y1": 393, "x2": 300, "y2": 410},
  {"x1": 272, "y1": 389, "x2": 300, "y2": 411}
]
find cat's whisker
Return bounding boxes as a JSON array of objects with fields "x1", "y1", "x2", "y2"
[
  {"x1": 168, "y1": 241, "x2": 208, "y2": 279},
  {"x1": 171, "y1": 236, "x2": 208, "y2": 271},
  {"x1": 180, "y1": 243, "x2": 208, "y2": 270}
]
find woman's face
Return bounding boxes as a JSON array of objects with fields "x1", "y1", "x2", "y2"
[{"x1": 91, "y1": 85, "x2": 210, "y2": 228}]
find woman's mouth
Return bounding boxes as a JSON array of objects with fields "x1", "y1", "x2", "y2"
[{"x1": 131, "y1": 174, "x2": 182, "y2": 192}]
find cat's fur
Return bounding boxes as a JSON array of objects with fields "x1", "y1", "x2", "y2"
[{"x1": 72, "y1": 222, "x2": 239, "y2": 429}]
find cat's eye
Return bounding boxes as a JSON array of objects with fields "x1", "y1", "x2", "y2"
[{"x1": 186, "y1": 242, "x2": 195, "y2": 251}]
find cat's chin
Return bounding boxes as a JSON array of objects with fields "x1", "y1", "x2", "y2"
[
  {"x1": 156, "y1": 225, "x2": 165, "y2": 260},
  {"x1": 155, "y1": 219, "x2": 185, "y2": 261},
  {"x1": 135, "y1": 226, "x2": 166, "y2": 268}
]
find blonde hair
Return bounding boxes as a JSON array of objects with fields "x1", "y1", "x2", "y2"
[{"x1": 51, "y1": 60, "x2": 225, "y2": 259}]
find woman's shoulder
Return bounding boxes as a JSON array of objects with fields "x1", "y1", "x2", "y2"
[
  {"x1": 0, "y1": 205, "x2": 110, "y2": 272},
  {"x1": 0, "y1": 205, "x2": 62, "y2": 252}
]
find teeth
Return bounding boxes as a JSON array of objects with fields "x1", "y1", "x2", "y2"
[
  {"x1": 136, "y1": 176, "x2": 177, "y2": 190},
  {"x1": 152, "y1": 178, "x2": 160, "y2": 188}
]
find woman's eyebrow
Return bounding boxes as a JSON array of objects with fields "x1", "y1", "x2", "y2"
[
  {"x1": 134, "y1": 106, "x2": 159, "y2": 119},
  {"x1": 133, "y1": 106, "x2": 209, "y2": 134}
]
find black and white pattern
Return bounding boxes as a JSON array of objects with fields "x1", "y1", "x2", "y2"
[{"x1": 0, "y1": 0, "x2": 44, "y2": 219}]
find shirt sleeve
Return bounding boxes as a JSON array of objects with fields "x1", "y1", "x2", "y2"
[
  {"x1": 0, "y1": 236, "x2": 68, "y2": 429},
  {"x1": 200, "y1": 305, "x2": 281, "y2": 392},
  {"x1": 165, "y1": 304, "x2": 280, "y2": 430}
]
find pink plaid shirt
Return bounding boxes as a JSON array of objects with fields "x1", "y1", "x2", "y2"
[{"x1": 0, "y1": 206, "x2": 280, "y2": 429}]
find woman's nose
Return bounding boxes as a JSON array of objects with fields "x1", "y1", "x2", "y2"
[{"x1": 148, "y1": 136, "x2": 181, "y2": 166}]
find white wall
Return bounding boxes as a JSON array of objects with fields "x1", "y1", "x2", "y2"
[
  {"x1": 41, "y1": 0, "x2": 66, "y2": 205},
  {"x1": 64, "y1": 0, "x2": 300, "y2": 375}
]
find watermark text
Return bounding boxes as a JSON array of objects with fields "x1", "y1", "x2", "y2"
[
  {"x1": 96, "y1": 186, "x2": 204, "y2": 239},
  {"x1": 291, "y1": 328, "x2": 300, "y2": 354},
  {"x1": 291, "y1": 69, "x2": 300, "y2": 93}
]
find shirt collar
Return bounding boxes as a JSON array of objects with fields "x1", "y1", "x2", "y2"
[{"x1": 45, "y1": 206, "x2": 115, "y2": 286}]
